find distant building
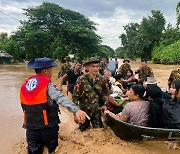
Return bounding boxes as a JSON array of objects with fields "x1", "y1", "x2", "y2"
[{"x1": 0, "y1": 51, "x2": 13, "y2": 64}]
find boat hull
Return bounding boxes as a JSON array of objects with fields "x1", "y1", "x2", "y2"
[{"x1": 106, "y1": 114, "x2": 180, "y2": 140}]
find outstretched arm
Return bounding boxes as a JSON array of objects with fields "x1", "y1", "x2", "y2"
[
  {"x1": 59, "y1": 73, "x2": 68, "y2": 91},
  {"x1": 48, "y1": 82, "x2": 90, "y2": 124},
  {"x1": 104, "y1": 110, "x2": 128, "y2": 122}
]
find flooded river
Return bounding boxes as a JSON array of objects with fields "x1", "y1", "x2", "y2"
[{"x1": 0, "y1": 60, "x2": 179, "y2": 154}]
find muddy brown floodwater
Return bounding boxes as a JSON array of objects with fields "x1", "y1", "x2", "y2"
[{"x1": 0, "y1": 59, "x2": 179, "y2": 154}]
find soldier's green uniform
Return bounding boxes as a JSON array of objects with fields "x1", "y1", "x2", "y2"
[
  {"x1": 135, "y1": 67, "x2": 153, "y2": 82},
  {"x1": 99, "y1": 63, "x2": 107, "y2": 75},
  {"x1": 72, "y1": 73, "x2": 109, "y2": 131},
  {"x1": 99, "y1": 58, "x2": 107, "y2": 75},
  {"x1": 168, "y1": 69, "x2": 180, "y2": 88},
  {"x1": 57, "y1": 61, "x2": 71, "y2": 78},
  {"x1": 118, "y1": 63, "x2": 131, "y2": 77}
]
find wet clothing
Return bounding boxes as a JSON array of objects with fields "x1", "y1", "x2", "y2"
[
  {"x1": 168, "y1": 69, "x2": 180, "y2": 88},
  {"x1": 20, "y1": 75, "x2": 79, "y2": 153},
  {"x1": 26, "y1": 125, "x2": 59, "y2": 154},
  {"x1": 79, "y1": 108, "x2": 103, "y2": 131},
  {"x1": 120, "y1": 100, "x2": 149, "y2": 126},
  {"x1": 149, "y1": 98, "x2": 164, "y2": 128},
  {"x1": 135, "y1": 67, "x2": 153, "y2": 82},
  {"x1": 72, "y1": 73, "x2": 110, "y2": 131},
  {"x1": 66, "y1": 68, "x2": 82, "y2": 94},
  {"x1": 118, "y1": 63, "x2": 131, "y2": 77}
]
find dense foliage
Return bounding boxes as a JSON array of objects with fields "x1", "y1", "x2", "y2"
[
  {"x1": 97, "y1": 45, "x2": 115, "y2": 58},
  {"x1": 16, "y1": 2, "x2": 102, "y2": 60},
  {"x1": 152, "y1": 40, "x2": 180, "y2": 64},
  {"x1": 0, "y1": 2, "x2": 107, "y2": 61},
  {"x1": 1, "y1": 2, "x2": 180, "y2": 64},
  {"x1": 119, "y1": 10, "x2": 166, "y2": 60},
  {"x1": 117, "y1": 2, "x2": 180, "y2": 64},
  {"x1": 115, "y1": 47, "x2": 128, "y2": 59}
]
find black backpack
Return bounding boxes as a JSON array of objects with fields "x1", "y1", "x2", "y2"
[{"x1": 162, "y1": 99, "x2": 180, "y2": 129}]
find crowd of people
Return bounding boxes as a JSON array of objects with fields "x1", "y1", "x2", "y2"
[
  {"x1": 58, "y1": 57, "x2": 180, "y2": 130},
  {"x1": 20, "y1": 57, "x2": 180, "y2": 153}
]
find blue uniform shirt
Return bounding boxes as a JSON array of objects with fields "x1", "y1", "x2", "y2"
[{"x1": 48, "y1": 82, "x2": 79, "y2": 114}]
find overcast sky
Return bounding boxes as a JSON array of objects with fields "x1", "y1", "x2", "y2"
[{"x1": 0, "y1": 0, "x2": 179, "y2": 49}]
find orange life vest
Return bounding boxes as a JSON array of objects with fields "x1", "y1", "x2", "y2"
[{"x1": 20, "y1": 75, "x2": 59, "y2": 130}]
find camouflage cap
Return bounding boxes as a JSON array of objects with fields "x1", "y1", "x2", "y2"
[{"x1": 83, "y1": 57, "x2": 100, "y2": 66}]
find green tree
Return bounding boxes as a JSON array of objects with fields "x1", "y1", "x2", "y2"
[
  {"x1": 97, "y1": 45, "x2": 115, "y2": 58},
  {"x1": 115, "y1": 47, "x2": 128, "y2": 58},
  {"x1": 138, "y1": 10, "x2": 166, "y2": 59},
  {"x1": 152, "y1": 40, "x2": 180, "y2": 64},
  {"x1": 119, "y1": 22, "x2": 139, "y2": 59},
  {"x1": 161, "y1": 24, "x2": 180, "y2": 46},
  {"x1": 0, "y1": 32, "x2": 8, "y2": 50},
  {"x1": 13, "y1": 2, "x2": 101, "y2": 60},
  {"x1": 119, "y1": 10, "x2": 166, "y2": 60}
]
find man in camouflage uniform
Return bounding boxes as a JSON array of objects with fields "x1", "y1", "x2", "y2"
[
  {"x1": 168, "y1": 69, "x2": 180, "y2": 88},
  {"x1": 118, "y1": 59, "x2": 131, "y2": 77},
  {"x1": 72, "y1": 57, "x2": 110, "y2": 131},
  {"x1": 135, "y1": 59, "x2": 154, "y2": 83},
  {"x1": 99, "y1": 57, "x2": 108, "y2": 75},
  {"x1": 57, "y1": 56, "x2": 71, "y2": 79}
]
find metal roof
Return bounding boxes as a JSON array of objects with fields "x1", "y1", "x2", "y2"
[{"x1": 0, "y1": 51, "x2": 13, "y2": 58}]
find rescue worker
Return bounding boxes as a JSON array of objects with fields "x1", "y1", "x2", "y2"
[
  {"x1": 168, "y1": 69, "x2": 180, "y2": 88},
  {"x1": 135, "y1": 59, "x2": 154, "y2": 83},
  {"x1": 99, "y1": 57, "x2": 108, "y2": 75},
  {"x1": 20, "y1": 58, "x2": 89, "y2": 154},
  {"x1": 118, "y1": 59, "x2": 131, "y2": 77},
  {"x1": 57, "y1": 56, "x2": 71, "y2": 79},
  {"x1": 59, "y1": 60, "x2": 83, "y2": 98},
  {"x1": 82, "y1": 60, "x2": 89, "y2": 75},
  {"x1": 72, "y1": 57, "x2": 110, "y2": 131}
]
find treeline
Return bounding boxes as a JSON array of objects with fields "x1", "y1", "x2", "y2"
[
  {"x1": 116, "y1": 2, "x2": 180, "y2": 64},
  {"x1": 0, "y1": 2, "x2": 115, "y2": 61}
]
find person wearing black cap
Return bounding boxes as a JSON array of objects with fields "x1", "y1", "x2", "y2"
[
  {"x1": 20, "y1": 58, "x2": 90, "y2": 154},
  {"x1": 118, "y1": 59, "x2": 131, "y2": 77},
  {"x1": 72, "y1": 57, "x2": 110, "y2": 131}
]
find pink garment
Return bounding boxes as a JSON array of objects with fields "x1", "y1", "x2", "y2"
[
  {"x1": 107, "y1": 96, "x2": 115, "y2": 111},
  {"x1": 120, "y1": 100, "x2": 149, "y2": 126},
  {"x1": 129, "y1": 75, "x2": 136, "y2": 82}
]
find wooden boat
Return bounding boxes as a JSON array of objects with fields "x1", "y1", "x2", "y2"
[{"x1": 106, "y1": 113, "x2": 180, "y2": 140}]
